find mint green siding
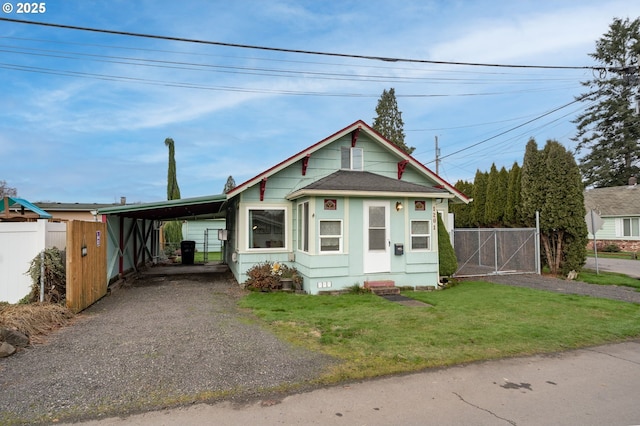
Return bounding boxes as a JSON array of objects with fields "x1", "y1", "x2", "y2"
[{"x1": 227, "y1": 125, "x2": 458, "y2": 293}]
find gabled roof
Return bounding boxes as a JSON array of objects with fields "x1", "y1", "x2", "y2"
[
  {"x1": 226, "y1": 120, "x2": 470, "y2": 204},
  {"x1": 1, "y1": 197, "x2": 52, "y2": 219},
  {"x1": 584, "y1": 184, "x2": 640, "y2": 216},
  {"x1": 287, "y1": 170, "x2": 451, "y2": 200}
]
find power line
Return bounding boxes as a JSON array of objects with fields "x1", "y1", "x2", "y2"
[{"x1": 0, "y1": 17, "x2": 601, "y2": 70}]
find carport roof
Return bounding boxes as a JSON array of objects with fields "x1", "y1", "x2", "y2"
[{"x1": 97, "y1": 194, "x2": 227, "y2": 220}]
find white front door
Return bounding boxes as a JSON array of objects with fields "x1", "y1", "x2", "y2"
[{"x1": 363, "y1": 201, "x2": 390, "y2": 273}]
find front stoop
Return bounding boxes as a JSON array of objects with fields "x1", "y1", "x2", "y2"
[{"x1": 364, "y1": 280, "x2": 400, "y2": 296}]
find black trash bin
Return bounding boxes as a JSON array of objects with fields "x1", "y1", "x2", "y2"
[{"x1": 180, "y1": 240, "x2": 196, "y2": 265}]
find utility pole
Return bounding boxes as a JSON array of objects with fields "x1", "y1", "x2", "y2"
[{"x1": 435, "y1": 135, "x2": 440, "y2": 175}]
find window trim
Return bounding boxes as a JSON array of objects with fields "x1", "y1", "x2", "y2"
[
  {"x1": 246, "y1": 206, "x2": 287, "y2": 251},
  {"x1": 622, "y1": 217, "x2": 640, "y2": 237},
  {"x1": 319, "y1": 219, "x2": 343, "y2": 254},
  {"x1": 341, "y1": 146, "x2": 364, "y2": 171},
  {"x1": 410, "y1": 219, "x2": 431, "y2": 251}
]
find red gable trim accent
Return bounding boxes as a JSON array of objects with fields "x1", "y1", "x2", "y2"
[
  {"x1": 351, "y1": 128, "x2": 360, "y2": 147},
  {"x1": 302, "y1": 154, "x2": 310, "y2": 176},
  {"x1": 259, "y1": 178, "x2": 267, "y2": 201},
  {"x1": 397, "y1": 160, "x2": 409, "y2": 180}
]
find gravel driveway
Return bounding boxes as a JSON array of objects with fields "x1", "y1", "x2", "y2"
[{"x1": 0, "y1": 270, "x2": 335, "y2": 425}]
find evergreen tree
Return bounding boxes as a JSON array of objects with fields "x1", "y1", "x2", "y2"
[
  {"x1": 223, "y1": 175, "x2": 236, "y2": 193},
  {"x1": 164, "y1": 138, "x2": 181, "y2": 200},
  {"x1": 521, "y1": 139, "x2": 587, "y2": 275},
  {"x1": 437, "y1": 214, "x2": 458, "y2": 277},
  {"x1": 573, "y1": 17, "x2": 640, "y2": 187},
  {"x1": 451, "y1": 180, "x2": 474, "y2": 228},
  {"x1": 504, "y1": 162, "x2": 522, "y2": 227},
  {"x1": 372, "y1": 88, "x2": 415, "y2": 154},
  {"x1": 471, "y1": 170, "x2": 488, "y2": 227},
  {"x1": 484, "y1": 164, "x2": 508, "y2": 226},
  {"x1": 520, "y1": 139, "x2": 543, "y2": 227},
  {"x1": 163, "y1": 137, "x2": 182, "y2": 251}
]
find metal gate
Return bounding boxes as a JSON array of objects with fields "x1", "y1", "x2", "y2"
[{"x1": 453, "y1": 228, "x2": 540, "y2": 277}]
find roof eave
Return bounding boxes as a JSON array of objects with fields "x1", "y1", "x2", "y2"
[{"x1": 286, "y1": 189, "x2": 455, "y2": 201}]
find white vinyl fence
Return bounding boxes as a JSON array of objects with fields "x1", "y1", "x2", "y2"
[{"x1": 0, "y1": 220, "x2": 67, "y2": 303}]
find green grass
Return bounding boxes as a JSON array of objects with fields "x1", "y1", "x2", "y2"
[
  {"x1": 587, "y1": 251, "x2": 639, "y2": 260},
  {"x1": 194, "y1": 251, "x2": 221, "y2": 262},
  {"x1": 239, "y1": 281, "x2": 640, "y2": 383},
  {"x1": 578, "y1": 269, "x2": 640, "y2": 290}
]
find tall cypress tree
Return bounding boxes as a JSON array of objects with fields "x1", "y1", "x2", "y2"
[
  {"x1": 372, "y1": 88, "x2": 415, "y2": 154},
  {"x1": 521, "y1": 139, "x2": 587, "y2": 275},
  {"x1": 504, "y1": 162, "x2": 522, "y2": 227},
  {"x1": 451, "y1": 180, "x2": 474, "y2": 228},
  {"x1": 484, "y1": 164, "x2": 508, "y2": 226},
  {"x1": 471, "y1": 170, "x2": 488, "y2": 227},
  {"x1": 163, "y1": 137, "x2": 183, "y2": 251}
]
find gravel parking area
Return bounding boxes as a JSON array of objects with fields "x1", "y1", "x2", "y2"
[{"x1": 0, "y1": 270, "x2": 335, "y2": 425}]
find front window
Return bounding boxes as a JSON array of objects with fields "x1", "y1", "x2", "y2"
[
  {"x1": 248, "y1": 208, "x2": 285, "y2": 249},
  {"x1": 410, "y1": 220, "x2": 431, "y2": 250},
  {"x1": 297, "y1": 202, "x2": 309, "y2": 252},
  {"x1": 319, "y1": 220, "x2": 342, "y2": 253},
  {"x1": 623, "y1": 218, "x2": 640, "y2": 237}
]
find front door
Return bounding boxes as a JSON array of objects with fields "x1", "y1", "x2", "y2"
[{"x1": 363, "y1": 201, "x2": 390, "y2": 273}]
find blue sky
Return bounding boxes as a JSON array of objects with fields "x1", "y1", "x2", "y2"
[{"x1": 1, "y1": 0, "x2": 639, "y2": 203}]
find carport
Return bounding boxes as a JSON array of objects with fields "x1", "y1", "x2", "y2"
[{"x1": 97, "y1": 194, "x2": 227, "y2": 283}]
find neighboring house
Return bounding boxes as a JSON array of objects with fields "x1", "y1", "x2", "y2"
[
  {"x1": 181, "y1": 219, "x2": 226, "y2": 253},
  {"x1": 584, "y1": 177, "x2": 640, "y2": 252},
  {"x1": 34, "y1": 202, "x2": 122, "y2": 222},
  {"x1": 225, "y1": 120, "x2": 469, "y2": 294}
]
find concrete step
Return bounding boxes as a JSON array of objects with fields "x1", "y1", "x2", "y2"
[{"x1": 370, "y1": 287, "x2": 401, "y2": 296}]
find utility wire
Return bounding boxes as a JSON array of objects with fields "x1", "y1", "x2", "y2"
[{"x1": 0, "y1": 17, "x2": 602, "y2": 70}]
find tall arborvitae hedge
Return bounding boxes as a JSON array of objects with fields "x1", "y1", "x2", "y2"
[{"x1": 437, "y1": 214, "x2": 458, "y2": 277}]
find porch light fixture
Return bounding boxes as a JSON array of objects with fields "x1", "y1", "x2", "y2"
[{"x1": 395, "y1": 202, "x2": 403, "y2": 211}]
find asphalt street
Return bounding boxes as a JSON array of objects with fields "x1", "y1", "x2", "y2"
[
  {"x1": 69, "y1": 340, "x2": 640, "y2": 426},
  {"x1": 584, "y1": 256, "x2": 640, "y2": 278}
]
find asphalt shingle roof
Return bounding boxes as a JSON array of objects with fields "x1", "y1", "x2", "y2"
[
  {"x1": 300, "y1": 170, "x2": 449, "y2": 194},
  {"x1": 584, "y1": 184, "x2": 640, "y2": 216}
]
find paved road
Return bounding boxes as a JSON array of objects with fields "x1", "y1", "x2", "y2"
[
  {"x1": 70, "y1": 340, "x2": 640, "y2": 426},
  {"x1": 584, "y1": 256, "x2": 640, "y2": 278}
]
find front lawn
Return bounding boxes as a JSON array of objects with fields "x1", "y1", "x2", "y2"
[
  {"x1": 239, "y1": 281, "x2": 640, "y2": 384},
  {"x1": 578, "y1": 269, "x2": 640, "y2": 290}
]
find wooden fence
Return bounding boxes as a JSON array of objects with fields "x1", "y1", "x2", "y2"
[{"x1": 66, "y1": 221, "x2": 107, "y2": 313}]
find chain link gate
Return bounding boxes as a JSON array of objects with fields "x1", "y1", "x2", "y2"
[{"x1": 453, "y1": 228, "x2": 540, "y2": 277}]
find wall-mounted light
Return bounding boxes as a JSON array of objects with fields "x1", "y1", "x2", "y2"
[
  {"x1": 395, "y1": 201, "x2": 403, "y2": 211},
  {"x1": 435, "y1": 198, "x2": 443, "y2": 204}
]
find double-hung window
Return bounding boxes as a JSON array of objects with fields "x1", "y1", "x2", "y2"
[
  {"x1": 341, "y1": 147, "x2": 363, "y2": 170},
  {"x1": 319, "y1": 220, "x2": 342, "y2": 253},
  {"x1": 410, "y1": 220, "x2": 431, "y2": 250},
  {"x1": 623, "y1": 217, "x2": 640, "y2": 237}
]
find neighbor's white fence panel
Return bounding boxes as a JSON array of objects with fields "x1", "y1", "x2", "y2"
[
  {"x1": 46, "y1": 222, "x2": 67, "y2": 249},
  {"x1": 0, "y1": 220, "x2": 67, "y2": 303}
]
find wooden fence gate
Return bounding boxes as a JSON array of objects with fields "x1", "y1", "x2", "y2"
[{"x1": 66, "y1": 221, "x2": 107, "y2": 313}]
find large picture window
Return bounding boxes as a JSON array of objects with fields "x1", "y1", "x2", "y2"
[
  {"x1": 623, "y1": 217, "x2": 640, "y2": 237},
  {"x1": 410, "y1": 220, "x2": 431, "y2": 250},
  {"x1": 248, "y1": 208, "x2": 286, "y2": 249},
  {"x1": 297, "y1": 202, "x2": 309, "y2": 252},
  {"x1": 319, "y1": 220, "x2": 342, "y2": 253}
]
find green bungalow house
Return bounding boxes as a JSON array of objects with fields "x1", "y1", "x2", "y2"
[{"x1": 224, "y1": 120, "x2": 469, "y2": 294}]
